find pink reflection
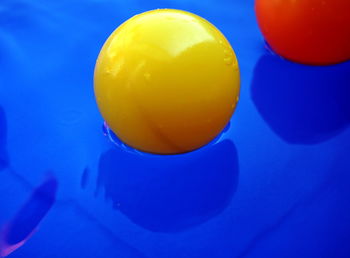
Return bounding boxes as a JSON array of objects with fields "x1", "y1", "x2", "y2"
[{"x1": 0, "y1": 175, "x2": 58, "y2": 257}]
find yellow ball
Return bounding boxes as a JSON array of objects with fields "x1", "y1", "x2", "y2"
[{"x1": 94, "y1": 9, "x2": 240, "y2": 154}]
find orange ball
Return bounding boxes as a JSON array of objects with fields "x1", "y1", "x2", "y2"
[{"x1": 255, "y1": 0, "x2": 350, "y2": 65}]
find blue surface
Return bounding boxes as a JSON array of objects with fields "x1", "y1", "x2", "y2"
[{"x1": 0, "y1": 0, "x2": 350, "y2": 257}]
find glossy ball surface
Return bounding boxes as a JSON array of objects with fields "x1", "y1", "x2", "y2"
[
  {"x1": 255, "y1": 0, "x2": 350, "y2": 65},
  {"x1": 94, "y1": 9, "x2": 240, "y2": 154}
]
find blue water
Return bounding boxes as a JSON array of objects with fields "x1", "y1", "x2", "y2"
[{"x1": 0, "y1": 0, "x2": 350, "y2": 257}]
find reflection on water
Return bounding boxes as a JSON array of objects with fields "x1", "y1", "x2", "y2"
[
  {"x1": 103, "y1": 121, "x2": 231, "y2": 155},
  {"x1": 80, "y1": 167, "x2": 90, "y2": 190},
  {"x1": 251, "y1": 54, "x2": 350, "y2": 144},
  {"x1": 0, "y1": 175, "x2": 58, "y2": 257},
  {"x1": 97, "y1": 140, "x2": 239, "y2": 232},
  {"x1": 0, "y1": 106, "x2": 8, "y2": 171}
]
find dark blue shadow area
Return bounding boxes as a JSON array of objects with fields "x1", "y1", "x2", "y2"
[
  {"x1": 97, "y1": 140, "x2": 238, "y2": 232},
  {"x1": 0, "y1": 106, "x2": 8, "y2": 171},
  {"x1": 1, "y1": 175, "x2": 58, "y2": 248},
  {"x1": 81, "y1": 167, "x2": 90, "y2": 190},
  {"x1": 251, "y1": 53, "x2": 350, "y2": 144}
]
